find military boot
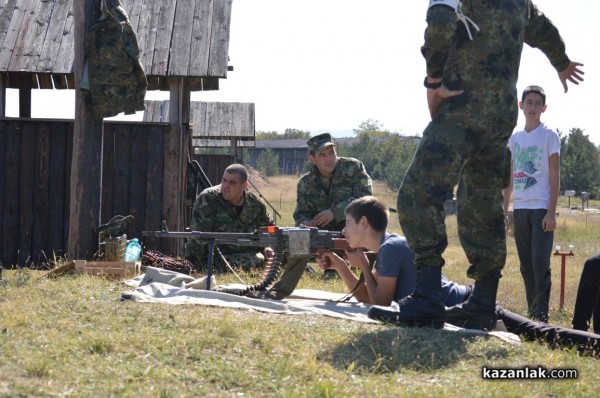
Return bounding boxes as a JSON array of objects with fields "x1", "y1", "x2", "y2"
[
  {"x1": 445, "y1": 277, "x2": 499, "y2": 331},
  {"x1": 368, "y1": 266, "x2": 445, "y2": 328}
]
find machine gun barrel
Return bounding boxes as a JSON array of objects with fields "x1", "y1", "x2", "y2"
[
  {"x1": 142, "y1": 230, "x2": 265, "y2": 245},
  {"x1": 142, "y1": 222, "x2": 353, "y2": 292},
  {"x1": 142, "y1": 223, "x2": 349, "y2": 257}
]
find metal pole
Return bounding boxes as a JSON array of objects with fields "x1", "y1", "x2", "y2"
[
  {"x1": 553, "y1": 248, "x2": 575, "y2": 309},
  {"x1": 206, "y1": 241, "x2": 215, "y2": 290}
]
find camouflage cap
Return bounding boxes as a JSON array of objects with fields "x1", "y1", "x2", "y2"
[{"x1": 307, "y1": 133, "x2": 335, "y2": 153}]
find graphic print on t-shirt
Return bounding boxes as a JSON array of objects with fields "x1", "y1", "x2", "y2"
[{"x1": 512, "y1": 144, "x2": 543, "y2": 191}]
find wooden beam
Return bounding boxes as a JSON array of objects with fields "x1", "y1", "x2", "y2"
[
  {"x1": 0, "y1": 73, "x2": 5, "y2": 117},
  {"x1": 69, "y1": 0, "x2": 104, "y2": 260}
]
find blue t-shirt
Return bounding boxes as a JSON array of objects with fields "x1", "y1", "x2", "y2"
[
  {"x1": 375, "y1": 232, "x2": 469, "y2": 305},
  {"x1": 375, "y1": 233, "x2": 416, "y2": 302}
]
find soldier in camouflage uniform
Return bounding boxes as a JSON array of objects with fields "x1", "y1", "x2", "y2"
[
  {"x1": 264, "y1": 133, "x2": 373, "y2": 299},
  {"x1": 369, "y1": 0, "x2": 583, "y2": 330},
  {"x1": 184, "y1": 164, "x2": 274, "y2": 272}
]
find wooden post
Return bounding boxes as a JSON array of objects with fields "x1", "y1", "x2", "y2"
[
  {"x1": 162, "y1": 77, "x2": 190, "y2": 256},
  {"x1": 554, "y1": 247, "x2": 575, "y2": 310},
  {"x1": 18, "y1": 74, "x2": 31, "y2": 118},
  {"x1": 69, "y1": 0, "x2": 104, "y2": 259}
]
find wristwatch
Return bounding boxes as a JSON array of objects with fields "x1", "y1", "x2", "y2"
[{"x1": 423, "y1": 77, "x2": 442, "y2": 89}]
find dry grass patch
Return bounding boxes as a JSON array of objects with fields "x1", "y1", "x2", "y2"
[{"x1": 2, "y1": 177, "x2": 600, "y2": 396}]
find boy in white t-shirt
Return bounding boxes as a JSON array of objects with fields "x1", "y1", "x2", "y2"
[{"x1": 503, "y1": 85, "x2": 560, "y2": 322}]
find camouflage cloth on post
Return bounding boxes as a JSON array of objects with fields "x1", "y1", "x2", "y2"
[
  {"x1": 397, "y1": 1, "x2": 572, "y2": 280},
  {"x1": 184, "y1": 185, "x2": 274, "y2": 272},
  {"x1": 293, "y1": 157, "x2": 373, "y2": 231},
  {"x1": 82, "y1": 0, "x2": 147, "y2": 119}
]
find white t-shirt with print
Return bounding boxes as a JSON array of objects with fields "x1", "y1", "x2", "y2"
[{"x1": 508, "y1": 123, "x2": 560, "y2": 210}]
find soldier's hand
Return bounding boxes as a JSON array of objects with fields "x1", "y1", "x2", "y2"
[
  {"x1": 558, "y1": 61, "x2": 584, "y2": 93},
  {"x1": 427, "y1": 85, "x2": 464, "y2": 118},
  {"x1": 314, "y1": 209, "x2": 335, "y2": 227}
]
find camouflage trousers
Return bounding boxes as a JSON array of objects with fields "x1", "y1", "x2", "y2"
[
  {"x1": 397, "y1": 116, "x2": 511, "y2": 280},
  {"x1": 268, "y1": 255, "x2": 310, "y2": 299},
  {"x1": 267, "y1": 250, "x2": 378, "y2": 300}
]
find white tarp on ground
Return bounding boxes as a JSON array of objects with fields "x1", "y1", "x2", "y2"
[{"x1": 122, "y1": 267, "x2": 521, "y2": 345}]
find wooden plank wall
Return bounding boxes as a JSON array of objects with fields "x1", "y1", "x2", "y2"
[
  {"x1": 0, "y1": 119, "x2": 181, "y2": 267},
  {"x1": 186, "y1": 153, "x2": 234, "y2": 227},
  {"x1": 0, "y1": 119, "x2": 73, "y2": 265},
  {"x1": 190, "y1": 153, "x2": 233, "y2": 190},
  {"x1": 144, "y1": 100, "x2": 256, "y2": 147}
]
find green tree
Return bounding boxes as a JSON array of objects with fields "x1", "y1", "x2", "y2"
[
  {"x1": 255, "y1": 131, "x2": 281, "y2": 140},
  {"x1": 255, "y1": 129, "x2": 311, "y2": 140},
  {"x1": 283, "y1": 128, "x2": 311, "y2": 140},
  {"x1": 354, "y1": 119, "x2": 389, "y2": 139},
  {"x1": 560, "y1": 128, "x2": 600, "y2": 198},
  {"x1": 337, "y1": 119, "x2": 418, "y2": 190},
  {"x1": 256, "y1": 147, "x2": 280, "y2": 176},
  {"x1": 375, "y1": 135, "x2": 418, "y2": 190}
]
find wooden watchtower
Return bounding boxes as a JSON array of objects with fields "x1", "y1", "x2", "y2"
[{"x1": 0, "y1": 0, "x2": 248, "y2": 265}]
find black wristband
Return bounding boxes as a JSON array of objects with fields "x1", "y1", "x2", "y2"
[{"x1": 423, "y1": 77, "x2": 442, "y2": 89}]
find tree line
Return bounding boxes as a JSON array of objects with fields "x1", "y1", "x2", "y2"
[{"x1": 251, "y1": 122, "x2": 600, "y2": 199}]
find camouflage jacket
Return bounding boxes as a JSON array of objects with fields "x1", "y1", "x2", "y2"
[
  {"x1": 422, "y1": 1, "x2": 571, "y2": 129},
  {"x1": 293, "y1": 157, "x2": 373, "y2": 231},
  {"x1": 84, "y1": 1, "x2": 147, "y2": 119},
  {"x1": 184, "y1": 185, "x2": 274, "y2": 258}
]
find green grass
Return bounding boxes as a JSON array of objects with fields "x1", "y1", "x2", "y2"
[{"x1": 2, "y1": 176, "x2": 600, "y2": 397}]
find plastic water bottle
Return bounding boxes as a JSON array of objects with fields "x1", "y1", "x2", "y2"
[{"x1": 125, "y1": 238, "x2": 142, "y2": 262}]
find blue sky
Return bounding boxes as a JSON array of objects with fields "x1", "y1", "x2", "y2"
[{"x1": 6, "y1": 0, "x2": 598, "y2": 144}]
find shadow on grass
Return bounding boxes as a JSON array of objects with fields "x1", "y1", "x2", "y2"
[{"x1": 321, "y1": 326, "x2": 513, "y2": 373}]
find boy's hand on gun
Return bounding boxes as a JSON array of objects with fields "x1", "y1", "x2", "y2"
[
  {"x1": 344, "y1": 248, "x2": 370, "y2": 271},
  {"x1": 316, "y1": 248, "x2": 369, "y2": 272},
  {"x1": 315, "y1": 251, "x2": 345, "y2": 270}
]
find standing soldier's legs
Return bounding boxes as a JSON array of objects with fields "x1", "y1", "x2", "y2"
[
  {"x1": 445, "y1": 141, "x2": 506, "y2": 330},
  {"x1": 369, "y1": 119, "x2": 475, "y2": 328},
  {"x1": 397, "y1": 119, "x2": 474, "y2": 269},
  {"x1": 456, "y1": 143, "x2": 507, "y2": 281}
]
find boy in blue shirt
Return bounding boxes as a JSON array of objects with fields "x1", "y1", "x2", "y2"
[{"x1": 315, "y1": 196, "x2": 467, "y2": 307}]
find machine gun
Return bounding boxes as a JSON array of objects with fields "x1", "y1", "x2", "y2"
[{"x1": 142, "y1": 221, "x2": 350, "y2": 294}]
